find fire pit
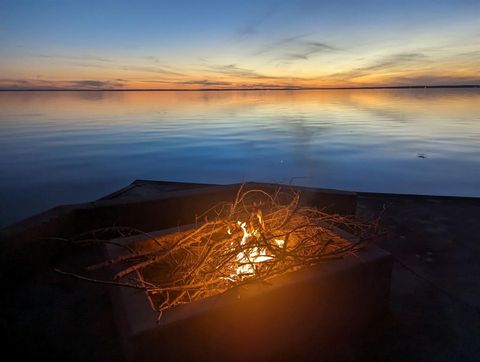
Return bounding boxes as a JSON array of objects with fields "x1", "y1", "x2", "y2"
[{"x1": 94, "y1": 186, "x2": 393, "y2": 360}]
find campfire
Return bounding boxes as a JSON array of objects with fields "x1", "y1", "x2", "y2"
[{"x1": 57, "y1": 185, "x2": 375, "y2": 321}]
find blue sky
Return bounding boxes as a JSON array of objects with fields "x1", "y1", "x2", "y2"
[{"x1": 0, "y1": 0, "x2": 479, "y2": 89}]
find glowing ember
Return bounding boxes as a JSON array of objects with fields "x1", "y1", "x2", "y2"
[{"x1": 228, "y1": 220, "x2": 274, "y2": 281}]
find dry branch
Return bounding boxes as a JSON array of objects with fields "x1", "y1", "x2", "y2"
[{"x1": 56, "y1": 186, "x2": 376, "y2": 320}]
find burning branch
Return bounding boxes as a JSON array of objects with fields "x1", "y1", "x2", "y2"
[{"x1": 56, "y1": 186, "x2": 377, "y2": 320}]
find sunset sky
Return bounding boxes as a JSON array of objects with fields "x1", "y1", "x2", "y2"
[{"x1": 0, "y1": 0, "x2": 479, "y2": 90}]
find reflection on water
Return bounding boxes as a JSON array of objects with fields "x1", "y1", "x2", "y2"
[{"x1": 0, "y1": 89, "x2": 479, "y2": 226}]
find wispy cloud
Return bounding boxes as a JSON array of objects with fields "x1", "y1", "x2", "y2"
[
  {"x1": 358, "y1": 53, "x2": 427, "y2": 72},
  {"x1": 117, "y1": 64, "x2": 184, "y2": 77},
  {"x1": 235, "y1": 2, "x2": 280, "y2": 37},
  {"x1": 203, "y1": 63, "x2": 318, "y2": 87},
  {"x1": 31, "y1": 53, "x2": 184, "y2": 77},
  {"x1": 133, "y1": 79, "x2": 232, "y2": 87},
  {"x1": 5, "y1": 47, "x2": 478, "y2": 89},
  {"x1": 388, "y1": 74, "x2": 480, "y2": 86},
  {"x1": 253, "y1": 35, "x2": 339, "y2": 61},
  {"x1": 235, "y1": 82, "x2": 303, "y2": 89},
  {"x1": 175, "y1": 79, "x2": 232, "y2": 86},
  {"x1": 253, "y1": 35, "x2": 306, "y2": 56},
  {"x1": 0, "y1": 78, "x2": 126, "y2": 90},
  {"x1": 330, "y1": 52, "x2": 429, "y2": 81},
  {"x1": 143, "y1": 55, "x2": 161, "y2": 63},
  {"x1": 32, "y1": 53, "x2": 113, "y2": 63},
  {"x1": 206, "y1": 64, "x2": 275, "y2": 79},
  {"x1": 282, "y1": 42, "x2": 339, "y2": 60},
  {"x1": 69, "y1": 79, "x2": 125, "y2": 89},
  {"x1": 0, "y1": 78, "x2": 55, "y2": 89}
]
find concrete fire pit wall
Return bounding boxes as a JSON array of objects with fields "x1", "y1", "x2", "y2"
[
  {"x1": 0, "y1": 181, "x2": 356, "y2": 278},
  {"x1": 72, "y1": 182, "x2": 357, "y2": 234},
  {"x1": 105, "y1": 226, "x2": 392, "y2": 361},
  {"x1": 2, "y1": 182, "x2": 356, "y2": 242}
]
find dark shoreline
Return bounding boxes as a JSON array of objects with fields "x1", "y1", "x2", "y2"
[{"x1": 0, "y1": 85, "x2": 479, "y2": 92}]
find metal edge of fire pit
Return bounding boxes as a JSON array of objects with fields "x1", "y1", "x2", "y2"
[{"x1": 104, "y1": 226, "x2": 393, "y2": 361}]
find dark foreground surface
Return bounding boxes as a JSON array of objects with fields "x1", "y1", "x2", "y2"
[{"x1": 1, "y1": 181, "x2": 479, "y2": 361}]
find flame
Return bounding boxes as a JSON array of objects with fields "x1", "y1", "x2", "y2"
[
  {"x1": 226, "y1": 220, "x2": 273, "y2": 281},
  {"x1": 256, "y1": 210, "x2": 265, "y2": 230},
  {"x1": 238, "y1": 221, "x2": 249, "y2": 245}
]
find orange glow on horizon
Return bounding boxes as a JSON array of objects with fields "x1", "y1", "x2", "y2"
[{"x1": 1, "y1": 50, "x2": 478, "y2": 90}]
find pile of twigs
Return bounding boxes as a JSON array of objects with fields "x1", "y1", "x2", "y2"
[{"x1": 57, "y1": 186, "x2": 376, "y2": 319}]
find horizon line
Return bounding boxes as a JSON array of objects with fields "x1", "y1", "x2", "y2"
[{"x1": 0, "y1": 85, "x2": 479, "y2": 92}]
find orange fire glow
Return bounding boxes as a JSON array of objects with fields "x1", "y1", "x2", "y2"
[{"x1": 224, "y1": 220, "x2": 284, "y2": 282}]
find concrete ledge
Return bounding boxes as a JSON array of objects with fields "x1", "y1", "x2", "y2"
[
  {"x1": 73, "y1": 182, "x2": 356, "y2": 234},
  {"x1": 0, "y1": 181, "x2": 356, "y2": 271},
  {"x1": 105, "y1": 226, "x2": 392, "y2": 361}
]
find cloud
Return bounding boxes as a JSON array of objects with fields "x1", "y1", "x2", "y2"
[
  {"x1": 5, "y1": 48, "x2": 477, "y2": 89},
  {"x1": 204, "y1": 63, "x2": 320, "y2": 85},
  {"x1": 330, "y1": 52, "x2": 428, "y2": 81},
  {"x1": 388, "y1": 74, "x2": 480, "y2": 86},
  {"x1": 135, "y1": 79, "x2": 233, "y2": 87},
  {"x1": 175, "y1": 79, "x2": 232, "y2": 86},
  {"x1": 69, "y1": 79, "x2": 125, "y2": 89},
  {"x1": 204, "y1": 63, "x2": 308, "y2": 82},
  {"x1": 282, "y1": 42, "x2": 338, "y2": 60},
  {"x1": 0, "y1": 78, "x2": 54, "y2": 89},
  {"x1": 143, "y1": 55, "x2": 160, "y2": 63},
  {"x1": 253, "y1": 35, "x2": 306, "y2": 56},
  {"x1": 117, "y1": 64, "x2": 184, "y2": 77},
  {"x1": 1, "y1": 79, "x2": 30, "y2": 85},
  {"x1": 235, "y1": 82, "x2": 303, "y2": 89},
  {"x1": 67, "y1": 61, "x2": 183, "y2": 77},
  {"x1": 206, "y1": 64, "x2": 274, "y2": 79},
  {"x1": 253, "y1": 35, "x2": 339, "y2": 61},
  {"x1": 358, "y1": 53, "x2": 427, "y2": 72},
  {"x1": 0, "y1": 78, "x2": 126, "y2": 90},
  {"x1": 32, "y1": 54, "x2": 113, "y2": 63},
  {"x1": 235, "y1": 2, "x2": 280, "y2": 37},
  {"x1": 31, "y1": 53, "x2": 184, "y2": 77}
]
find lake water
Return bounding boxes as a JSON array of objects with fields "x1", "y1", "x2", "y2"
[{"x1": 1, "y1": 89, "x2": 479, "y2": 227}]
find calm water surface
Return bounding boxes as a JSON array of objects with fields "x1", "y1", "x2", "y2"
[{"x1": 1, "y1": 89, "x2": 479, "y2": 227}]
